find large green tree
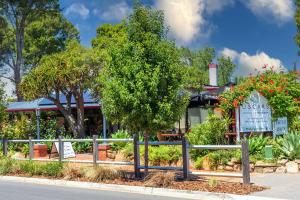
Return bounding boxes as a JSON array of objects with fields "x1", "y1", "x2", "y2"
[
  {"x1": 20, "y1": 41, "x2": 104, "y2": 138},
  {"x1": 94, "y1": 4, "x2": 189, "y2": 173},
  {"x1": 0, "y1": 0, "x2": 78, "y2": 101}
]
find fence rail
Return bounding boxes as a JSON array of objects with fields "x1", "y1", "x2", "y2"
[{"x1": 1, "y1": 135, "x2": 250, "y2": 184}]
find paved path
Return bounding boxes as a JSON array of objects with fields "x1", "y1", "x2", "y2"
[
  {"x1": 252, "y1": 173, "x2": 300, "y2": 200},
  {"x1": 0, "y1": 180, "x2": 185, "y2": 200}
]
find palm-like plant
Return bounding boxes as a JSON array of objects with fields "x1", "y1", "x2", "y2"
[{"x1": 279, "y1": 132, "x2": 300, "y2": 160}]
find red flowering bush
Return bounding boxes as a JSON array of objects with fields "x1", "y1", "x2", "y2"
[{"x1": 219, "y1": 70, "x2": 300, "y2": 123}]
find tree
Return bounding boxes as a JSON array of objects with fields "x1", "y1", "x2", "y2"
[
  {"x1": 94, "y1": 4, "x2": 189, "y2": 173},
  {"x1": 23, "y1": 12, "x2": 79, "y2": 70},
  {"x1": 0, "y1": 0, "x2": 78, "y2": 101},
  {"x1": 179, "y1": 47, "x2": 215, "y2": 90},
  {"x1": 295, "y1": 0, "x2": 300, "y2": 47},
  {"x1": 19, "y1": 41, "x2": 104, "y2": 138},
  {"x1": 217, "y1": 56, "x2": 236, "y2": 86}
]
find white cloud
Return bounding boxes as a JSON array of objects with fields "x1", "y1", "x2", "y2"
[
  {"x1": 220, "y1": 48, "x2": 287, "y2": 77},
  {"x1": 155, "y1": 0, "x2": 233, "y2": 45},
  {"x1": 243, "y1": 0, "x2": 294, "y2": 24},
  {"x1": 155, "y1": 0, "x2": 205, "y2": 44},
  {"x1": 65, "y1": 3, "x2": 90, "y2": 19},
  {"x1": 93, "y1": 1, "x2": 130, "y2": 21},
  {"x1": 205, "y1": 0, "x2": 234, "y2": 15}
]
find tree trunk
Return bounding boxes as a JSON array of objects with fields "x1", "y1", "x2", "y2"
[
  {"x1": 15, "y1": 19, "x2": 25, "y2": 101},
  {"x1": 75, "y1": 93, "x2": 85, "y2": 138},
  {"x1": 52, "y1": 99, "x2": 80, "y2": 138},
  {"x1": 144, "y1": 133, "x2": 149, "y2": 176}
]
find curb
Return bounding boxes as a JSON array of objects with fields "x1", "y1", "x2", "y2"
[{"x1": 0, "y1": 176, "x2": 287, "y2": 200}]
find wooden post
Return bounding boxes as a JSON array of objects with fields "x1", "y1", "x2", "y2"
[
  {"x1": 2, "y1": 138, "x2": 8, "y2": 156},
  {"x1": 93, "y1": 135, "x2": 98, "y2": 167},
  {"x1": 58, "y1": 136, "x2": 64, "y2": 162},
  {"x1": 182, "y1": 136, "x2": 189, "y2": 180},
  {"x1": 133, "y1": 134, "x2": 141, "y2": 179},
  {"x1": 241, "y1": 139, "x2": 250, "y2": 185},
  {"x1": 29, "y1": 136, "x2": 34, "y2": 160}
]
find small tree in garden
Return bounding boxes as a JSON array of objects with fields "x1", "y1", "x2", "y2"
[
  {"x1": 95, "y1": 4, "x2": 189, "y2": 173},
  {"x1": 19, "y1": 41, "x2": 104, "y2": 138},
  {"x1": 219, "y1": 68, "x2": 300, "y2": 128}
]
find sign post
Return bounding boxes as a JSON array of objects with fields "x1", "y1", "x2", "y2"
[{"x1": 239, "y1": 91, "x2": 272, "y2": 134}]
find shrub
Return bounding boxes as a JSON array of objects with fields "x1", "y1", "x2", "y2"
[
  {"x1": 40, "y1": 162, "x2": 63, "y2": 177},
  {"x1": 83, "y1": 166, "x2": 123, "y2": 182},
  {"x1": 248, "y1": 135, "x2": 269, "y2": 156},
  {"x1": 144, "y1": 172, "x2": 175, "y2": 188},
  {"x1": 194, "y1": 157, "x2": 204, "y2": 169},
  {"x1": 0, "y1": 158, "x2": 15, "y2": 174},
  {"x1": 187, "y1": 114, "x2": 229, "y2": 160},
  {"x1": 72, "y1": 140, "x2": 92, "y2": 153},
  {"x1": 279, "y1": 132, "x2": 300, "y2": 160},
  {"x1": 110, "y1": 130, "x2": 131, "y2": 151},
  {"x1": 149, "y1": 146, "x2": 181, "y2": 166},
  {"x1": 122, "y1": 143, "x2": 134, "y2": 160}
]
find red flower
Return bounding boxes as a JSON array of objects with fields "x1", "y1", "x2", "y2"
[
  {"x1": 269, "y1": 80, "x2": 274, "y2": 85},
  {"x1": 233, "y1": 99, "x2": 239, "y2": 108},
  {"x1": 269, "y1": 89, "x2": 274, "y2": 93}
]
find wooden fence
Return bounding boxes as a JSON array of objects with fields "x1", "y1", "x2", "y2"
[{"x1": 1, "y1": 135, "x2": 250, "y2": 185}]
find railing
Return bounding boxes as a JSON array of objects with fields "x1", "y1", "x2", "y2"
[
  {"x1": 1, "y1": 135, "x2": 250, "y2": 185},
  {"x1": 1, "y1": 136, "x2": 134, "y2": 166}
]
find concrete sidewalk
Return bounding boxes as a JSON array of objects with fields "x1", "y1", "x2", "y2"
[{"x1": 252, "y1": 173, "x2": 300, "y2": 200}]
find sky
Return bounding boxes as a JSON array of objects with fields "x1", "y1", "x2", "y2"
[
  {"x1": 3, "y1": 0, "x2": 300, "y2": 96},
  {"x1": 59, "y1": 0, "x2": 299, "y2": 77}
]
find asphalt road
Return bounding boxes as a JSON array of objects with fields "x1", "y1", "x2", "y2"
[{"x1": 0, "y1": 180, "x2": 185, "y2": 200}]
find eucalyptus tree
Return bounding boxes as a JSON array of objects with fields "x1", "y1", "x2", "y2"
[
  {"x1": 0, "y1": 0, "x2": 78, "y2": 100},
  {"x1": 20, "y1": 41, "x2": 105, "y2": 138}
]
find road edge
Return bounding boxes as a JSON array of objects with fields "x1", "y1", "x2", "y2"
[{"x1": 0, "y1": 176, "x2": 286, "y2": 200}]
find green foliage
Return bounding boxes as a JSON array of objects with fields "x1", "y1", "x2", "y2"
[
  {"x1": 94, "y1": 4, "x2": 189, "y2": 134},
  {"x1": 187, "y1": 114, "x2": 229, "y2": 160},
  {"x1": 279, "y1": 132, "x2": 300, "y2": 160},
  {"x1": 148, "y1": 146, "x2": 181, "y2": 166},
  {"x1": 248, "y1": 135, "x2": 269, "y2": 156},
  {"x1": 0, "y1": 157, "x2": 15, "y2": 174},
  {"x1": 24, "y1": 11, "x2": 79, "y2": 68},
  {"x1": 295, "y1": 0, "x2": 300, "y2": 47},
  {"x1": 121, "y1": 143, "x2": 181, "y2": 165},
  {"x1": 179, "y1": 47, "x2": 215, "y2": 90},
  {"x1": 73, "y1": 140, "x2": 92, "y2": 154},
  {"x1": 219, "y1": 71, "x2": 300, "y2": 122},
  {"x1": 110, "y1": 130, "x2": 131, "y2": 151},
  {"x1": 16, "y1": 161, "x2": 63, "y2": 177},
  {"x1": 20, "y1": 41, "x2": 105, "y2": 138},
  {"x1": 217, "y1": 56, "x2": 236, "y2": 86},
  {"x1": 187, "y1": 114, "x2": 229, "y2": 145},
  {"x1": 194, "y1": 157, "x2": 204, "y2": 169}
]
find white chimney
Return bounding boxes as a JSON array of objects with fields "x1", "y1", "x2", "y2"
[{"x1": 209, "y1": 63, "x2": 218, "y2": 86}]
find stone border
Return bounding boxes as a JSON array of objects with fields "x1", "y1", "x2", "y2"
[{"x1": 0, "y1": 176, "x2": 287, "y2": 200}]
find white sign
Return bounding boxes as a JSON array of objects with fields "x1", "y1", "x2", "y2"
[
  {"x1": 54, "y1": 142, "x2": 76, "y2": 158},
  {"x1": 239, "y1": 91, "x2": 272, "y2": 132},
  {"x1": 273, "y1": 117, "x2": 288, "y2": 136}
]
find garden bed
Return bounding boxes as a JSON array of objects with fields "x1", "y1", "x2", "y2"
[{"x1": 0, "y1": 158, "x2": 265, "y2": 195}]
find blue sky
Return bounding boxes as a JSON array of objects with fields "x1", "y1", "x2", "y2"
[{"x1": 60, "y1": 0, "x2": 298, "y2": 76}]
